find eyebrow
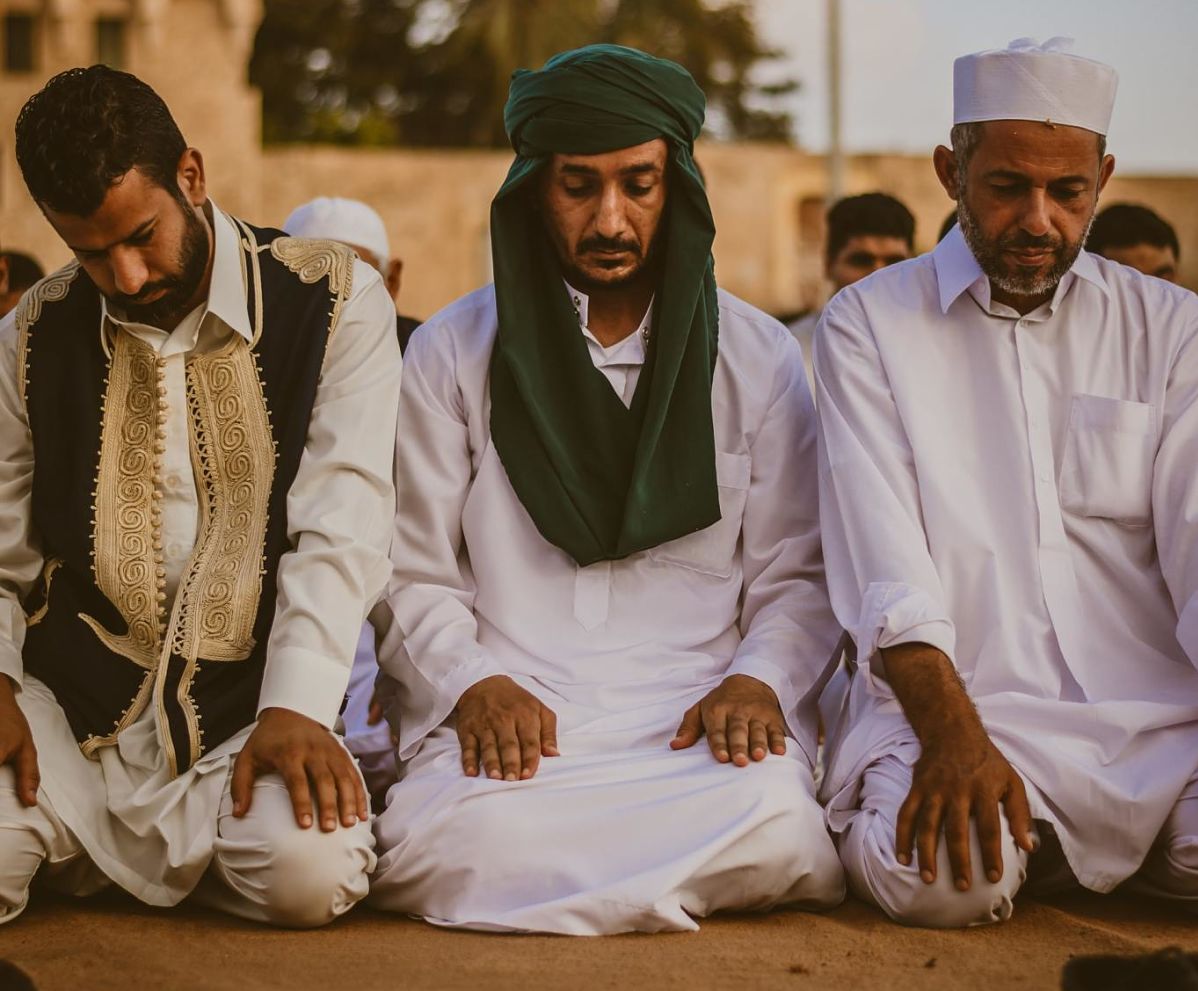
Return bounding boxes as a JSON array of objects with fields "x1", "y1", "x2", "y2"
[
  {"x1": 982, "y1": 169, "x2": 1090, "y2": 185},
  {"x1": 67, "y1": 215, "x2": 157, "y2": 254},
  {"x1": 559, "y1": 162, "x2": 662, "y2": 177}
]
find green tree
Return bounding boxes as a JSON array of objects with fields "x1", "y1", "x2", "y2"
[{"x1": 250, "y1": 0, "x2": 797, "y2": 147}]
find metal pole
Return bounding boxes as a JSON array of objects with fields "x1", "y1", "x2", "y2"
[{"x1": 827, "y1": 0, "x2": 844, "y2": 203}]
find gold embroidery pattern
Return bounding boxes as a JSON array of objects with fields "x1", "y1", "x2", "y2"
[
  {"x1": 155, "y1": 338, "x2": 276, "y2": 771},
  {"x1": 24, "y1": 558, "x2": 62, "y2": 628},
  {"x1": 269, "y1": 237, "x2": 355, "y2": 343},
  {"x1": 15, "y1": 263, "x2": 81, "y2": 405},
  {"x1": 88, "y1": 331, "x2": 167, "y2": 672}
]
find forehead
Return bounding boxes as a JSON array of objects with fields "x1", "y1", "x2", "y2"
[
  {"x1": 971, "y1": 120, "x2": 1102, "y2": 176},
  {"x1": 43, "y1": 169, "x2": 173, "y2": 249},
  {"x1": 550, "y1": 137, "x2": 669, "y2": 176}
]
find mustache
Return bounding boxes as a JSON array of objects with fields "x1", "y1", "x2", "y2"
[
  {"x1": 111, "y1": 277, "x2": 187, "y2": 308},
  {"x1": 999, "y1": 231, "x2": 1063, "y2": 252},
  {"x1": 578, "y1": 235, "x2": 641, "y2": 256}
]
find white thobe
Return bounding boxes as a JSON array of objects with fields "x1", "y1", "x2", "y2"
[
  {"x1": 369, "y1": 283, "x2": 846, "y2": 933},
  {"x1": 0, "y1": 206, "x2": 400, "y2": 923},
  {"x1": 786, "y1": 310, "x2": 820, "y2": 393},
  {"x1": 815, "y1": 227, "x2": 1198, "y2": 905}
]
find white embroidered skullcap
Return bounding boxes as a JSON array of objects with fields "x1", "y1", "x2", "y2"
[
  {"x1": 282, "y1": 197, "x2": 391, "y2": 262},
  {"x1": 953, "y1": 37, "x2": 1118, "y2": 135}
]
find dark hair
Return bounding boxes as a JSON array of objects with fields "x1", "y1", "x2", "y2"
[
  {"x1": 2, "y1": 251, "x2": 44, "y2": 292},
  {"x1": 15, "y1": 65, "x2": 187, "y2": 216},
  {"x1": 1087, "y1": 203, "x2": 1180, "y2": 260},
  {"x1": 826, "y1": 193, "x2": 916, "y2": 264}
]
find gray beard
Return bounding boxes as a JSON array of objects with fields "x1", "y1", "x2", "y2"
[{"x1": 957, "y1": 197, "x2": 1093, "y2": 299}]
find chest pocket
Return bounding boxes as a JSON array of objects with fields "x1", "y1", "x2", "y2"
[
  {"x1": 648, "y1": 451, "x2": 751, "y2": 578},
  {"x1": 1059, "y1": 394, "x2": 1157, "y2": 526}
]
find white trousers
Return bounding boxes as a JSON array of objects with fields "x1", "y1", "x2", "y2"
[
  {"x1": 370, "y1": 726, "x2": 845, "y2": 934},
  {"x1": 834, "y1": 752, "x2": 1198, "y2": 928},
  {"x1": 0, "y1": 765, "x2": 376, "y2": 929},
  {"x1": 0, "y1": 677, "x2": 376, "y2": 929}
]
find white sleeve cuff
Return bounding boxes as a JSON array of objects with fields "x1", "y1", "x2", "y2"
[
  {"x1": 257, "y1": 645, "x2": 353, "y2": 729},
  {"x1": 854, "y1": 581, "x2": 956, "y2": 698}
]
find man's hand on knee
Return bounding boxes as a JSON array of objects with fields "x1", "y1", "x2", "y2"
[
  {"x1": 895, "y1": 734, "x2": 1033, "y2": 892},
  {"x1": 231, "y1": 707, "x2": 368, "y2": 832},
  {"x1": 0, "y1": 677, "x2": 38, "y2": 807},
  {"x1": 880, "y1": 643, "x2": 1036, "y2": 892},
  {"x1": 670, "y1": 674, "x2": 787, "y2": 767},
  {"x1": 454, "y1": 675, "x2": 558, "y2": 782}
]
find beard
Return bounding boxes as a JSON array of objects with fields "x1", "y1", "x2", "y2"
[
  {"x1": 110, "y1": 201, "x2": 210, "y2": 328},
  {"x1": 555, "y1": 217, "x2": 667, "y2": 296},
  {"x1": 957, "y1": 195, "x2": 1092, "y2": 299}
]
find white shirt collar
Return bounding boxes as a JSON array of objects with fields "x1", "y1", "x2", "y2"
[
  {"x1": 933, "y1": 222, "x2": 1110, "y2": 317},
  {"x1": 563, "y1": 280, "x2": 653, "y2": 366},
  {"x1": 102, "y1": 202, "x2": 253, "y2": 346}
]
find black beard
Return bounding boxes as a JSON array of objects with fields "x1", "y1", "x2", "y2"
[
  {"x1": 111, "y1": 203, "x2": 210, "y2": 328},
  {"x1": 957, "y1": 196, "x2": 1091, "y2": 299}
]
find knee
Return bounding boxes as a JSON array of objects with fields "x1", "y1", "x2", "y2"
[
  {"x1": 217, "y1": 820, "x2": 375, "y2": 929},
  {"x1": 747, "y1": 774, "x2": 845, "y2": 908},
  {"x1": 842, "y1": 810, "x2": 1022, "y2": 928}
]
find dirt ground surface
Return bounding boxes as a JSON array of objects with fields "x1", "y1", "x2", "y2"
[{"x1": 0, "y1": 889, "x2": 1194, "y2": 991}]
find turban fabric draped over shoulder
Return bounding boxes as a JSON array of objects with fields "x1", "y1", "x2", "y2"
[{"x1": 489, "y1": 44, "x2": 721, "y2": 567}]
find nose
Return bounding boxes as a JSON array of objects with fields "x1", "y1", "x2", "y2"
[
  {"x1": 1019, "y1": 189, "x2": 1052, "y2": 238},
  {"x1": 593, "y1": 182, "x2": 628, "y2": 240},
  {"x1": 109, "y1": 247, "x2": 149, "y2": 297}
]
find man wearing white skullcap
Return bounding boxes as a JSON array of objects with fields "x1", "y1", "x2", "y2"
[
  {"x1": 284, "y1": 197, "x2": 422, "y2": 350},
  {"x1": 815, "y1": 37, "x2": 1198, "y2": 927}
]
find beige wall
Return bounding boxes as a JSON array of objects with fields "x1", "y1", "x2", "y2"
[{"x1": 2, "y1": 0, "x2": 1196, "y2": 320}]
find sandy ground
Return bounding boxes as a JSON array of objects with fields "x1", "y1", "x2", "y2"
[{"x1": 0, "y1": 889, "x2": 1194, "y2": 991}]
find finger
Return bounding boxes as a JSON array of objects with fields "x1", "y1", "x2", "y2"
[
  {"x1": 894, "y1": 787, "x2": 921, "y2": 867},
  {"x1": 670, "y1": 704, "x2": 703, "y2": 750},
  {"x1": 1003, "y1": 774, "x2": 1037, "y2": 854},
  {"x1": 331, "y1": 749, "x2": 366, "y2": 825},
  {"x1": 367, "y1": 700, "x2": 385, "y2": 726},
  {"x1": 748, "y1": 719, "x2": 770, "y2": 762},
  {"x1": 706, "y1": 716, "x2": 730, "y2": 763},
  {"x1": 281, "y1": 760, "x2": 315, "y2": 829},
  {"x1": 479, "y1": 730, "x2": 502, "y2": 781},
  {"x1": 540, "y1": 706, "x2": 559, "y2": 757},
  {"x1": 14, "y1": 742, "x2": 39, "y2": 808},
  {"x1": 310, "y1": 765, "x2": 340, "y2": 832},
  {"x1": 944, "y1": 798, "x2": 973, "y2": 891},
  {"x1": 726, "y1": 716, "x2": 750, "y2": 767},
  {"x1": 230, "y1": 748, "x2": 255, "y2": 817},
  {"x1": 459, "y1": 732, "x2": 480, "y2": 777},
  {"x1": 519, "y1": 721, "x2": 541, "y2": 781},
  {"x1": 915, "y1": 795, "x2": 945, "y2": 884},
  {"x1": 975, "y1": 793, "x2": 1005, "y2": 884},
  {"x1": 497, "y1": 726, "x2": 522, "y2": 782},
  {"x1": 767, "y1": 722, "x2": 787, "y2": 756}
]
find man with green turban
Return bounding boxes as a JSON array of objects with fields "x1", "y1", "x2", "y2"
[{"x1": 368, "y1": 45, "x2": 844, "y2": 934}]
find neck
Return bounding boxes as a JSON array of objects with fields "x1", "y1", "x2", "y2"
[
  {"x1": 584, "y1": 277, "x2": 654, "y2": 348},
  {"x1": 989, "y1": 282, "x2": 1053, "y2": 316}
]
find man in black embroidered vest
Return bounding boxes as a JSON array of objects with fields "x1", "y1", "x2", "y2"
[{"x1": 0, "y1": 66, "x2": 401, "y2": 927}]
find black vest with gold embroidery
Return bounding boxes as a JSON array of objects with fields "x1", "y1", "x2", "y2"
[{"x1": 16, "y1": 219, "x2": 357, "y2": 776}]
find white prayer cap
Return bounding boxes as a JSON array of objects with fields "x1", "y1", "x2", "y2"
[
  {"x1": 282, "y1": 197, "x2": 391, "y2": 262},
  {"x1": 953, "y1": 37, "x2": 1118, "y2": 135}
]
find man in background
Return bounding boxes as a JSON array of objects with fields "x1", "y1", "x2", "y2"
[
  {"x1": 789, "y1": 192, "x2": 915, "y2": 386},
  {"x1": 1087, "y1": 203, "x2": 1181, "y2": 283},
  {"x1": 0, "y1": 252, "x2": 42, "y2": 317},
  {"x1": 284, "y1": 196, "x2": 422, "y2": 348}
]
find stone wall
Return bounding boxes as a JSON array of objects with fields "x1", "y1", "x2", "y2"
[{"x1": 1, "y1": 0, "x2": 1195, "y2": 320}]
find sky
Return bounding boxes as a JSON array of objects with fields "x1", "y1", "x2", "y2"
[{"x1": 755, "y1": 0, "x2": 1198, "y2": 174}]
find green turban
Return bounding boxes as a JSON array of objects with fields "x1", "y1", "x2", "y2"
[{"x1": 489, "y1": 44, "x2": 720, "y2": 567}]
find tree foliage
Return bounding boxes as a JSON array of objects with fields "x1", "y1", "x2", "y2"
[{"x1": 249, "y1": 0, "x2": 797, "y2": 147}]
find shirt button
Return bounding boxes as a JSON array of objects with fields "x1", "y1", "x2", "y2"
[
  {"x1": 167, "y1": 541, "x2": 188, "y2": 558},
  {"x1": 165, "y1": 473, "x2": 184, "y2": 491}
]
